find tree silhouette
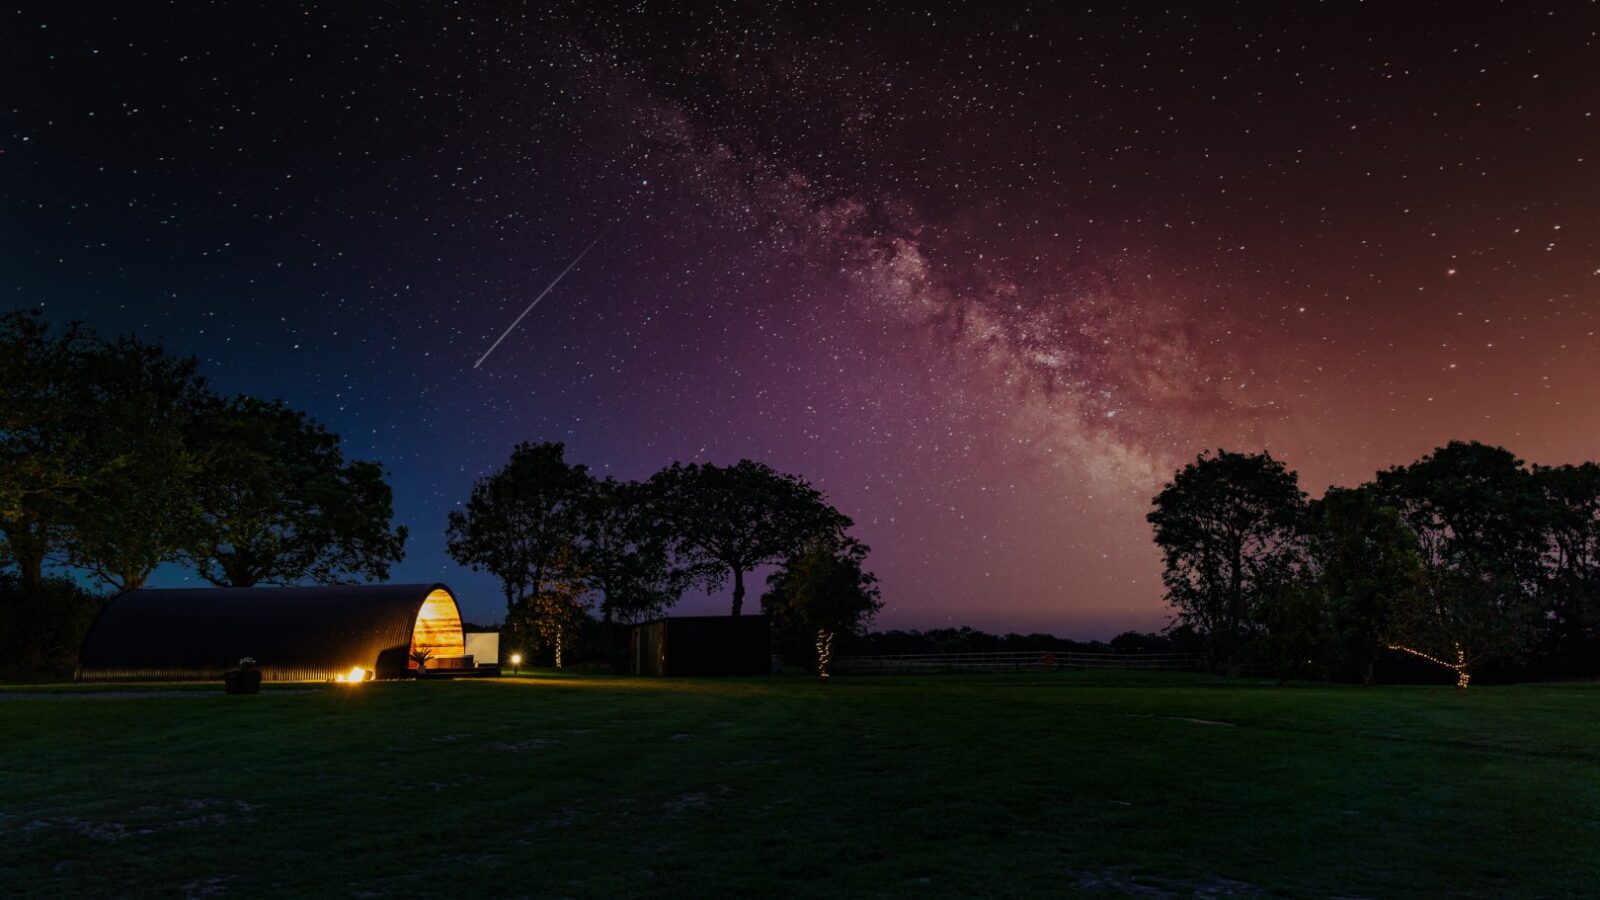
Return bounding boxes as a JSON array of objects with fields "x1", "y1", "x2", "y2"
[
  {"x1": 1147, "y1": 449, "x2": 1306, "y2": 670},
  {"x1": 1303, "y1": 486, "x2": 1426, "y2": 685},
  {"x1": 650, "y1": 460, "x2": 850, "y2": 616},
  {"x1": 579, "y1": 477, "x2": 687, "y2": 626},
  {"x1": 1532, "y1": 462, "x2": 1600, "y2": 652},
  {"x1": 63, "y1": 335, "x2": 211, "y2": 592},
  {"x1": 1374, "y1": 441, "x2": 1546, "y2": 688},
  {"x1": 762, "y1": 534, "x2": 882, "y2": 681},
  {"x1": 0, "y1": 310, "x2": 101, "y2": 589},
  {"x1": 187, "y1": 396, "x2": 407, "y2": 586},
  {"x1": 446, "y1": 441, "x2": 592, "y2": 616}
]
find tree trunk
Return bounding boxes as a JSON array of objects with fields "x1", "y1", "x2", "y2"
[
  {"x1": 19, "y1": 548, "x2": 44, "y2": 590},
  {"x1": 730, "y1": 567, "x2": 745, "y2": 616},
  {"x1": 221, "y1": 556, "x2": 261, "y2": 588},
  {"x1": 116, "y1": 559, "x2": 151, "y2": 593},
  {"x1": 9, "y1": 523, "x2": 48, "y2": 590}
]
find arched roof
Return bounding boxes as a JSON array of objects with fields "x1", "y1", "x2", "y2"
[{"x1": 78, "y1": 583, "x2": 462, "y2": 682}]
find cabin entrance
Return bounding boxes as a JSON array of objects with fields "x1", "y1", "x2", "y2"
[{"x1": 410, "y1": 588, "x2": 466, "y2": 670}]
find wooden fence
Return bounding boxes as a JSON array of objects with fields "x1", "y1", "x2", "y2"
[{"x1": 834, "y1": 650, "x2": 1202, "y2": 674}]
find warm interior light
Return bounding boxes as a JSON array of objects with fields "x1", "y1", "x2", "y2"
[{"x1": 410, "y1": 589, "x2": 465, "y2": 667}]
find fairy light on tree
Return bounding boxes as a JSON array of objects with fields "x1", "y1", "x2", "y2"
[
  {"x1": 761, "y1": 534, "x2": 881, "y2": 684},
  {"x1": 1387, "y1": 642, "x2": 1471, "y2": 690},
  {"x1": 815, "y1": 630, "x2": 834, "y2": 683},
  {"x1": 1372, "y1": 442, "x2": 1547, "y2": 691}
]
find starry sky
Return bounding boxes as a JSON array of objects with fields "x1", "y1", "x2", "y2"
[{"x1": 6, "y1": 3, "x2": 1599, "y2": 636}]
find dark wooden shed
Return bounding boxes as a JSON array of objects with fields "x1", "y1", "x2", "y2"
[{"x1": 630, "y1": 615, "x2": 772, "y2": 676}]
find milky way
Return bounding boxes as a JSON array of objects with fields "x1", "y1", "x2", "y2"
[{"x1": 6, "y1": 3, "x2": 1599, "y2": 634}]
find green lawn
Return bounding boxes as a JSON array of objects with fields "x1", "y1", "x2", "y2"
[{"x1": 3, "y1": 671, "x2": 1598, "y2": 898}]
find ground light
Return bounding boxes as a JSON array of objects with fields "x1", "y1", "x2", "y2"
[{"x1": 333, "y1": 665, "x2": 368, "y2": 684}]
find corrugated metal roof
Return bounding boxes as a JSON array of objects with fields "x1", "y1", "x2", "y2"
[{"x1": 78, "y1": 583, "x2": 460, "y2": 682}]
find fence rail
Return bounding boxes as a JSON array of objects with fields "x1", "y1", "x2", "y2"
[{"x1": 834, "y1": 650, "x2": 1202, "y2": 674}]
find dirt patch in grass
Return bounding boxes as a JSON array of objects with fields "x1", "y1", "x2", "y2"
[
  {"x1": 18, "y1": 799, "x2": 259, "y2": 842},
  {"x1": 1074, "y1": 868, "x2": 1265, "y2": 897}
]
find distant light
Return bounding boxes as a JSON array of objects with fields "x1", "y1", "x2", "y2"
[{"x1": 510, "y1": 654, "x2": 522, "y2": 665}]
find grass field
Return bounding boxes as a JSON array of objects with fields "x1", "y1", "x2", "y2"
[{"x1": 4, "y1": 671, "x2": 1599, "y2": 898}]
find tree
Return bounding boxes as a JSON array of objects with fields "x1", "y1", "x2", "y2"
[
  {"x1": 187, "y1": 396, "x2": 407, "y2": 586},
  {"x1": 1147, "y1": 449, "x2": 1306, "y2": 671},
  {"x1": 1258, "y1": 579, "x2": 1336, "y2": 683},
  {"x1": 0, "y1": 571, "x2": 103, "y2": 676},
  {"x1": 762, "y1": 534, "x2": 882, "y2": 681},
  {"x1": 508, "y1": 543, "x2": 591, "y2": 668},
  {"x1": 1373, "y1": 441, "x2": 1546, "y2": 688},
  {"x1": 0, "y1": 310, "x2": 101, "y2": 589},
  {"x1": 1304, "y1": 486, "x2": 1427, "y2": 685},
  {"x1": 447, "y1": 442, "x2": 598, "y2": 667},
  {"x1": 61, "y1": 334, "x2": 212, "y2": 592},
  {"x1": 446, "y1": 441, "x2": 593, "y2": 615},
  {"x1": 1532, "y1": 462, "x2": 1600, "y2": 652},
  {"x1": 579, "y1": 477, "x2": 687, "y2": 627},
  {"x1": 651, "y1": 460, "x2": 851, "y2": 616}
]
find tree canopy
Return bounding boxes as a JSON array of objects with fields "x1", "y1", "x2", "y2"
[
  {"x1": 187, "y1": 396, "x2": 407, "y2": 587},
  {"x1": 650, "y1": 460, "x2": 851, "y2": 616},
  {"x1": 446, "y1": 442, "x2": 597, "y2": 663},
  {"x1": 1303, "y1": 486, "x2": 1425, "y2": 684},
  {"x1": 762, "y1": 534, "x2": 882, "y2": 680},
  {"x1": 1372, "y1": 441, "x2": 1545, "y2": 687},
  {"x1": 579, "y1": 477, "x2": 688, "y2": 626},
  {"x1": 0, "y1": 310, "x2": 104, "y2": 588},
  {"x1": 59, "y1": 334, "x2": 211, "y2": 592},
  {"x1": 1150, "y1": 440, "x2": 1600, "y2": 687},
  {"x1": 1147, "y1": 449, "x2": 1306, "y2": 669},
  {"x1": 2, "y1": 311, "x2": 406, "y2": 592}
]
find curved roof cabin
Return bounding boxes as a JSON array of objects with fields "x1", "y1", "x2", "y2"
[{"x1": 78, "y1": 583, "x2": 466, "y2": 682}]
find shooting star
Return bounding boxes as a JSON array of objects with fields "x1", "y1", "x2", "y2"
[{"x1": 474, "y1": 226, "x2": 610, "y2": 369}]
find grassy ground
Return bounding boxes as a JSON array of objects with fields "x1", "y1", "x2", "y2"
[{"x1": 3, "y1": 671, "x2": 1599, "y2": 899}]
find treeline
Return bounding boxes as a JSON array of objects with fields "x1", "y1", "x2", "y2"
[
  {"x1": 446, "y1": 443, "x2": 881, "y2": 677},
  {"x1": 1149, "y1": 442, "x2": 1600, "y2": 687},
  {"x1": 858, "y1": 627, "x2": 1187, "y2": 656},
  {"x1": 0, "y1": 310, "x2": 406, "y2": 672}
]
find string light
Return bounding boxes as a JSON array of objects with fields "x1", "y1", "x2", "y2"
[
  {"x1": 1387, "y1": 641, "x2": 1470, "y2": 689},
  {"x1": 816, "y1": 629, "x2": 834, "y2": 683}
]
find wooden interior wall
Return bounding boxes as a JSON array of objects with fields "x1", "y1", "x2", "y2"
[{"x1": 410, "y1": 589, "x2": 466, "y2": 665}]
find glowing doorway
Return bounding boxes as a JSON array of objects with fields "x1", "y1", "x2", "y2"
[{"x1": 410, "y1": 588, "x2": 465, "y2": 667}]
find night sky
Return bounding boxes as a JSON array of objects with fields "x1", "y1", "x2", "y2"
[{"x1": 6, "y1": 3, "x2": 1599, "y2": 636}]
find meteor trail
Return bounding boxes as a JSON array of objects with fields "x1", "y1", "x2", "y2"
[{"x1": 474, "y1": 227, "x2": 609, "y2": 369}]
